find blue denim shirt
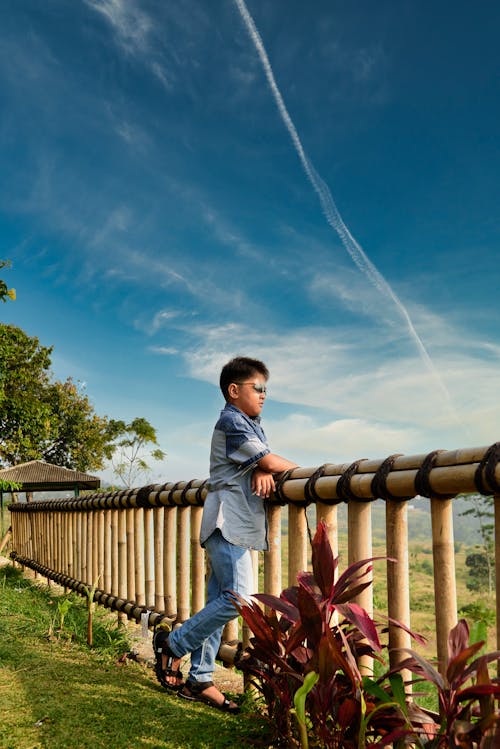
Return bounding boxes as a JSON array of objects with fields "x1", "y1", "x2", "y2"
[{"x1": 200, "y1": 403, "x2": 271, "y2": 551}]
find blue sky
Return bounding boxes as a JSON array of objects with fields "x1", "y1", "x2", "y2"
[{"x1": 1, "y1": 0, "x2": 499, "y2": 484}]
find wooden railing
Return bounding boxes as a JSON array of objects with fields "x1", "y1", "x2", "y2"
[{"x1": 8, "y1": 443, "x2": 500, "y2": 675}]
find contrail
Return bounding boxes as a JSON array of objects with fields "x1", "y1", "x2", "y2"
[{"x1": 234, "y1": 0, "x2": 455, "y2": 410}]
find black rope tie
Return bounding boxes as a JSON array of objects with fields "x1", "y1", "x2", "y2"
[
  {"x1": 304, "y1": 464, "x2": 327, "y2": 503},
  {"x1": 474, "y1": 442, "x2": 500, "y2": 495},
  {"x1": 195, "y1": 479, "x2": 208, "y2": 506},
  {"x1": 179, "y1": 479, "x2": 195, "y2": 507},
  {"x1": 414, "y1": 450, "x2": 454, "y2": 500},
  {"x1": 271, "y1": 468, "x2": 295, "y2": 506},
  {"x1": 336, "y1": 459, "x2": 369, "y2": 503},
  {"x1": 371, "y1": 454, "x2": 409, "y2": 502},
  {"x1": 135, "y1": 484, "x2": 157, "y2": 508}
]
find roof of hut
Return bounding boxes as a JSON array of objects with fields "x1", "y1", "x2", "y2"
[{"x1": 0, "y1": 460, "x2": 100, "y2": 492}]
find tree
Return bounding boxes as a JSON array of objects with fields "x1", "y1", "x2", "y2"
[
  {"x1": 460, "y1": 493, "x2": 495, "y2": 594},
  {"x1": 0, "y1": 260, "x2": 16, "y2": 302},
  {"x1": 110, "y1": 417, "x2": 166, "y2": 488},
  {"x1": 0, "y1": 324, "x2": 116, "y2": 471}
]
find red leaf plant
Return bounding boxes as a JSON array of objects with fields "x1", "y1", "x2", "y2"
[
  {"x1": 391, "y1": 618, "x2": 500, "y2": 748},
  {"x1": 235, "y1": 522, "x2": 423, "y2": 748}
]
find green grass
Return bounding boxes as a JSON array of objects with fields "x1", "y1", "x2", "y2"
[{"x1": 0, "y1": 565, "x2": 270, "y2": 749}]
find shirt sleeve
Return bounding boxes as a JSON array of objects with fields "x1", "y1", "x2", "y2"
[{"x1": 221, "y1": 412, "x2": 270, "y2": 469}]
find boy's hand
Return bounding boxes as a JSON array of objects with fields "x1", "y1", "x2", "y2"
[{"x1": 252, "y1": 468, "x2": 275, "y2": 498}]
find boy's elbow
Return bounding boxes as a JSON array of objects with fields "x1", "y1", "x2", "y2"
[{"x1": 258, "y1": 453, "x2": 298, "y2": 473}]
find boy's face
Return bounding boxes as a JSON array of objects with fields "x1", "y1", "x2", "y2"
[{"x1": 227, "y1": 372, "x2": 267, "y2": 418}]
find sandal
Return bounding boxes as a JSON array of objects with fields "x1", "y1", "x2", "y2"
[
  {"x1": 179, "y1": 679, "x2": 240, "y2": 714},
  {"x1": 152, "y1": 628, "x2": 184, "y2": 692}
]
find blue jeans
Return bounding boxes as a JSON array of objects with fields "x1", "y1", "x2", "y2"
[{"x1": 167, "y1": 529, "x2": 254, "y2": 683}]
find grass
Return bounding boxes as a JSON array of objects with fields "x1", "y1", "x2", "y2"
[{"x1": 0, "y1": 564, "x2": 270, "y2": 749}]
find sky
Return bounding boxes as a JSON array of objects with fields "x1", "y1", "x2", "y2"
[{"x1": 1, "y1": 0, "x2": 499, "y2": 485}]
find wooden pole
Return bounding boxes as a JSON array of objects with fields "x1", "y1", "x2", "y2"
[
  {"x1": 385, "y1": 500, "x2": 411, "y2": 688},
  {"x1": 431, "y1": 497, "x2": 457, "y2": 676},
  {"x1": 288, "y1": 505, "x2": 308, "y2": 588},
  {"x1": 126, "y1": 508, "x2": 135, "y2": 603},
  {"x1": 144, "y1": 508, "x2": 155, "y2": 609},
  {"x1": 190, "y1": 506, "x2": 205, "y2": 614},
  {"x1": 177, "y1": 506, "x2": 190, "y2": 623},
  {"x1": 348, "y1": 500, "x2": 373, "y2": 675},
  {"x1": 264, "y1": 504, "x2": 282, "y2": 597},
  {"x1": 494, "y1": 495, "x2": 500, "y2": 676},
  {"x1": 134, "y1": 508, "x2": 146, "y2": 607},
  {"x1": 163, "y1": 506, "x2": 177, "y2": 618},
  {"x1": 316, "y1": 502, "x2": 338, "y2": 559},
  {"x1": 104, "y1": 509, "x2": 112, "y2": 594},
  {"x1": 153, "y1": 506, "x2": 165, "y2": 612}
]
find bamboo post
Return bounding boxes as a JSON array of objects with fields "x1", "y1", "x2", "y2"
[
  {"x1": 81, "y1": 510, "x2": 88, "y2": 588},
  {"x1": 288, "y1": 505, "x2": 308, "y2": 588},
  {"x1": 86, "y1": 511, "x2": 93, "y2": 586},
  {"x1": 126, "y1": 508, "x2": 136, "y2": 603},
  {"x1": 264, "y1": 504, "x2": 282, "y2": 597},
  {"x1": 385, "y1": 500, "x2": 411, "y2": 688},
  {"x1": 190, "y1": 506, "x2": 205, "y2": 614},
  {"x1": 92, "y1": 511, "x2": 99, "y2": 586},
  {"x1": 177, "y1": 506, "x2": 190, "y2": 623},
  {"x1": 348, "y1": 500, "x2": 373, "y2": 675},
  {"x1": 494, "y1": 495, "x2": 500, "y2": 675},
  {"x1": 430, "y1": 497, "x2": 457, "y2": 676},
  {"x1": 104, "y1": 508, "x2": 112, "y2": 594},
  {"x1": 111, "y1": 509, "x2": 119, "y2": 596},
  {"x1": 316, "y1": 502, "x2": 338, "y2": 559},
  {"x1": 117, "y1": 508, "x2": 127, "y2": 625},
  {"x1": 163, "y1": 506, "x2": 177, "y2": 617},
  {"x1": 154, "y1": 506, "x2": 165, "y2": 612},
  {"x1": 144, "y1": 508, "x2": 155, "y2": 609},
  {"x1": 134, "y1": 508, "x2": 146, "y2": 607}
]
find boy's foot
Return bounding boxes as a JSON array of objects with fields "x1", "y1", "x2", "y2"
[
  {"x1": 179, "y1": 679, "x2": 240, "y2": 714},
  {"x1": 153, "y1": 629, "x2": 184, "y2": 691}
]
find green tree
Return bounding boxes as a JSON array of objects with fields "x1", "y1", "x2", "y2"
[
  {"x1": 111, "y1": 417, "x2": 166, "y2": 488},
  {"x1": 0, "y1": 324, "x2": 116, "y2": 471},
  {"x1": 0, "y1": 260, "x2": 16, "y2": 302},
  {"x1": 460, "y1": 492, "x2": 494, "y2": 594}
]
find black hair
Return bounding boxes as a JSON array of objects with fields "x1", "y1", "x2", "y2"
[{"x1": 219, "y1": 356, "x2": 269, "y2": 400}]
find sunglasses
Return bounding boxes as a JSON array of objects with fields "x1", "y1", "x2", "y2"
[{"x1": 234, "y1": 381, "x2": 268, "y2": 394}]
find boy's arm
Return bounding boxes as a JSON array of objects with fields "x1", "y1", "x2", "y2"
[{"x1": 252, "y1": 453, "x2": 298, "y2": 498}]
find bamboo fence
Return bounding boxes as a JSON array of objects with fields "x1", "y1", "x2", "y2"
[{"x1": 8, "y1": 442, "x2": 500, "y2": 676}]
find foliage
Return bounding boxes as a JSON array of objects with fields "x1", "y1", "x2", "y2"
[
  {"x1": 236, "y1": 522, "x2": 500, "y2": 748},
  {"x1": 0, "y1": 259, "x2": 16, "y2": 302},
  {"x1": 110, "y1": 417, "x2": 166, "y2": 487},
  {"x1": 0, "y1": 324, "x2": 118, "y2": 470},
  {"x1": 459, "y1": 493, "x2": 495, "y2": 594},
  {"x1": 0, "y1": 479, "x2": 22, "y2": 493},
  {"x1": 395, "y1": 618, "x2": 500, "y2": 747}
]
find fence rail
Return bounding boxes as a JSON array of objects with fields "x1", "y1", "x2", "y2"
[{"x1": 8, "y1": 442, "x2": 500, "y2": 675}]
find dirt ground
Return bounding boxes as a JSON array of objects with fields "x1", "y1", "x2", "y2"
[{"x1": 1, "y1": 555, "x2": 244, "y2": 695}]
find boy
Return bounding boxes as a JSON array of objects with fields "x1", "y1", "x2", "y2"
[{"x1": 153, "y1": 356, "x2": 297, "y2": 712}]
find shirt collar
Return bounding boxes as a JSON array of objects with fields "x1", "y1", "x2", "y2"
[{"x1": 224, "y1": 402, "x2": 262, "y2": 424}]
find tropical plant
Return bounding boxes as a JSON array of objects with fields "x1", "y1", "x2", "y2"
[
  {"x1": 393, "y1": 618, "x2": 500, "y2": 747},
  {"x1": 236, "y1": 522, "x2": 500, "y2": 748},
  {"x1": 236, "y1": 522, "x2": 424, "y2": 747}
]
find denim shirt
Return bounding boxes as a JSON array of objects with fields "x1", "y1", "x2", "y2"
[{"x1": 200, "y1": 403, "x2": 271, "y2": 551}]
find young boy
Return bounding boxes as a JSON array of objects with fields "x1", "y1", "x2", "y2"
[{"x1": 153, "y1": 356, "x2": 297, "y2": 712}]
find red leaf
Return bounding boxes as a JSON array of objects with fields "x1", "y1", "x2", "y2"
[
  {"x1": 253, "y1": 593, "x2": 299, "y2": 623},
  {"x1": 297, "y1": 586, "x2": 323, "y2": 646},
  {"x1": 335, "y1": 602, "x2": 382, "y2": 652},
  {"x1": 447, "y1": 640, "x2": 486, "y2": 685},
  {"x1": 448, "y1": 618, "x2": 469, "y2": 661},
  {"x1": 311, "y1": 521, "x2": 337, "y2": 597}
]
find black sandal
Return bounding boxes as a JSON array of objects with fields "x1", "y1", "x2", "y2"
[
  {"x1": 152, "y1": 628, "x2": 184, "y2": 692},
  {"x1": 179, "y1": 679, "x2": 240, "y2": 714}
]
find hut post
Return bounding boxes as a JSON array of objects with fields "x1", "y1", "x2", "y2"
[{"x1": 430, "y1": 497, "x2": 457, "y2": 676}]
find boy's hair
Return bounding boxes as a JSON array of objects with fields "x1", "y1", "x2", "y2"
[{"x1": 220, "y1": 357, "x2": 269, "y2": 400}]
